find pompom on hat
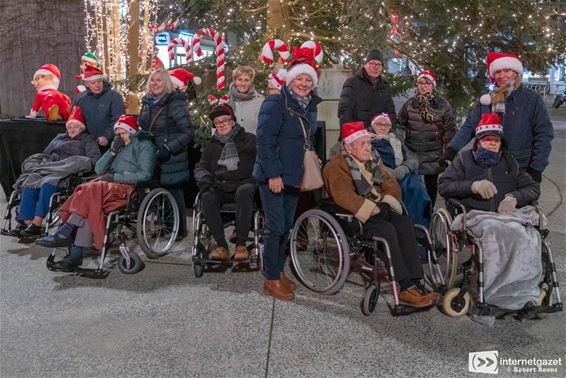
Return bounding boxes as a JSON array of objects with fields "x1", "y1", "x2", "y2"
[
  {"x1": 114, "y1": 115, "x2": 139, "y2": 134},
  {"x1": 475, "y1": 113, "x2": 504, "y2": 140},
  {"x1": 486, "y1": 52, "x2": 523, "y2": 83},
  {"x1": 83, "y1": 65, "x2": 104, "y2": 82},
  {"x1": 169, "y1": 68, "x2": 202, "y2": 90},
  {"x1": 66, "y1": 106, "x2": 86, "y2": 130},
  {"x1": 341, "y1": 121, "x2": 370, "y2": 144},
  {"x1": 417, "y1": 70, "x2": 436, "y2": 87},
  {"x1": 34, "y1": 64, "x2": 61, "y2": 88}
]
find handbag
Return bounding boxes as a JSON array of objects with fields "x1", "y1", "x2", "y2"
[{"x1": 298, "y1": 117, "x2": 324, "y2": 191}]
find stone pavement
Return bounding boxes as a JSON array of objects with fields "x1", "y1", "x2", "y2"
[{"x1": 1, "y1": 111, "x2": 565, "y2": 377}]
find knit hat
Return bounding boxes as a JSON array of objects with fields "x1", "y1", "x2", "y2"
[
  {"x1": 286, "y1": 47, "x2": 319, "y2": 88},
  {"x1": 114, "y1": 115, "x2": 139, "y2": 134},
  {"x1": 208, "y1": 101, "x2": 236, "y2": 123},
  {"x1": 268, "y1": 69, "x2": 287, "y2": 91},
  {"x1": 417, "y1": 70, "x2": 436, "y2": 87},
  {"x1": 169, "y1": 68, "x2": 202, "y2": 90},
  {"x1": 475, "y1": 113, "x2": 503, "y2": 140},
  {"x1": 83, "y1": 65, "x2": 104, "y2": 81},
  {"x1": 365, "y1": 49, "x2": 384, "y2": 63},
  {"x1": 371, "y1": 113, "x2": 392, "y2": 127},
  {"x1": 342, "y1": 121, "x2": 370, "y2": 144},
  {"x1": 66, "y1": 106, "x2": 85, "y2": 130},
  {"x1": 34, "y1": 64, "x2": 61, "y2": 88},
  {"x1": 81, "y1": 52, "x2": 98, "y2": 66},
  {"x1": 486, "y1": 52, "x2": 523, "y2": 83}
]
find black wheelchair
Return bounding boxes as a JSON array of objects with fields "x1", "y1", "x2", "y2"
[
  {"x1": 289, "y1": 199, "x2": 434, "y2": 316},
  {"x1": 45, "y1": 181, "x2": 180, "y2": 276},
  {"x1": 425, "y1": 198, "x2": 563, "y2": 319},
  {"x1": 190, "y1": 192, "x2": 264, "y2": 278}
]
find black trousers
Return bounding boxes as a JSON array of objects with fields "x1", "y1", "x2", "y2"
[
  {"x1": 362, "y1": 212, "x2": 422, "y2": 284},
  {"x1": 163, "y1": 185, "x2": 187, "y2": 234},
  {"x1": 200, "y1": 183, "x2": 255, "y2": 246},
  {"x1": 424, "y1": 174, "x2": 439, "y2": 208}
]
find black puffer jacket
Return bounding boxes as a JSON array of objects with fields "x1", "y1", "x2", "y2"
[
  {"x1": 43, "y1": 130, "x2": 101, "y2": 168},
  {"x1": 194, "y1": 126, "x2": 256, "y2": 193},
  {"x1": 438, "y1": 149, "x2": 540, "y2": 212},
  {"x1": 338, "y1": 68, "x2": 397, "y2": 130},
  {"x1": 138, "y1": 91, "x2": 195, "y2": 185},
  {"x1": 398, "y1": 95, "x2": 456, "y2": 175}
]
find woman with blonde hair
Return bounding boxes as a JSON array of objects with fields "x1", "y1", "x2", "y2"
[{"x1": 228, "y1": 66, "x2": 264, "y2": 134}]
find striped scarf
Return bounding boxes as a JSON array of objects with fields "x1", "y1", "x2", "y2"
[
  {"x1": 215, "y1": 124, "x2": 242, "y2": 171},
  {"x1": 490, "y1": 78, "x2": 521, "y2": 114},
  {"x1": 341, "y1": 145, "x2": 383, "y2": 196}
]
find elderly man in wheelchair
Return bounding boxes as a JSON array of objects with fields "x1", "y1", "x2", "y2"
[
  {"x1": 36, "y1": 115, "x2": 157, "y2": 272},
  {"x1": 193, "y1": 101, "x2": 257, "y2": 262},
  {"x1": 321, "y1": 121, "x2": 441, "y2": 309},
  {"x1": 436, "y1": 113, "x2": 562, "y2": 319}
]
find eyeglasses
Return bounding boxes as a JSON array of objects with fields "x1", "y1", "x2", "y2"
[
  {"x1": 417, "y1": 81, "x2": 433, "y2": 86},
  {"x1": 366, "y1": 62, "x2": 383, "y2": 69},
  {"x1": 214, "y1": 118, "x2": 232, "y2": 127},
  {"x1": 373, "y1": 122, "x2": 390, "y2": 127}
]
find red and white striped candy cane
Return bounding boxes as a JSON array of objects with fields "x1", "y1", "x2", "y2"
[
  {"x1": 300, "y1": 40, "x2": 324, "y2": 64},
  {"x1": 167, "y1": 38, "x2": 191, "y2": 61},
  {"x1": 261, "y1": 39, "x2": 290, "y2": 64},
  {"x1": 193, "y1": 28, "x2": 225, "y2": 90}
]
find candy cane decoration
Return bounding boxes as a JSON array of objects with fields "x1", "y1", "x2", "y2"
[
  {"x1": 192, "y1": 28, "x2": 225, "y2": 90},
  {"x1": 261, "y1": 39, "x2": 290, "y2": 64},
  {"x1": 167, "y1": 38, "x2": 191, "y2": 61},
  {"x1": 300, "y1": 41, "x2": 324, "y2": 64}
]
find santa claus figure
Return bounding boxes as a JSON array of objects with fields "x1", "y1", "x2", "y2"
[{"x1": 27, "y1": 64, "x2": 71, "y2": 121}]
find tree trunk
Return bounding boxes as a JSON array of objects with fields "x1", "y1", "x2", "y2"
[
  {"x1": 0, "y1": 1, "x2": 85, "y2": 117},
  {"x1": 267, "y1": 0, "x2": 289, "y2": 41}
]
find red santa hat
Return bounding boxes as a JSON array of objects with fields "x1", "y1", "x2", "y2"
[
  {"x1": 286, "y1": 47, "x2": 319, "y2": 88},
  {"x1": 34, "y1": 64, "x2": 61, "y2": 87},
  {"x1": 114, "y1": 115, "x2": 139, "y2": 134},
  {"x1": 371, "y1": 113, "x2": 392, "y2": 127},
  {"x1": 475, "y1": 113, "x2": 504, "y2": 140},
  {"x1": 341, "y1": 121, "x2": 370, "y2": 144},
  {"x1": 66, "y1": 106, "x2": 86, "y2": 130},
  {"x1": 268, "y1": 69, "x2": 287, "y2": 91},
  {"x1": 169, "y1": 68, "x2": 201, "y2": 90},
  {"x1": 83, "y1": 65, "x2": 104, "y2": 82},
  {"x1": 486, "y1": 52, "x2": 523, "y2": 83},
  {"x1": 417, "y1": 70, "x2": 436, "y2": 87}
]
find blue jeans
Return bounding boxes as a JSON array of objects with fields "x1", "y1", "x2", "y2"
[
  {"x1": 258, "y1": 183, "x2": 300, "y2": 280},
  {"x1": 17, "y1": 184, "x2": 58, "y2": 222}
]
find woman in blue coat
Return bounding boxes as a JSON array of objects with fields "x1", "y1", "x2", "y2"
[{"x1": 253, "y1": 48, "x2": 321, "y2": 301}]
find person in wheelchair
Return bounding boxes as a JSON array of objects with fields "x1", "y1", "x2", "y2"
[
  {"x1": 323, "y1": 121, "x2": 441, "y2": 308},
  {"x1": 11, "y1": 106, "x2": 100, "y2": 237},
  {"x1": 194, "y1": 102, "x2": 257, "y2": 261},
  {"x1": 370, "y1": 113, "x2": 431, "y2": 227},
  {"x1": 37, "y1": 115, "x2": 156, "y2": 271},
  {"x1": 438, "y1": 113, "x2": 541, "y2": 311}
]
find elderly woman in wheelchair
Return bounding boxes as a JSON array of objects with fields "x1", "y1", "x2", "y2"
[
  {"x1": 436, "y1": 113, "x2": 562, "y2": 319},
  {"x1": 5, "y1": 106, "x2": 100, "y2": 238},
  {"x1": 320, "y1": 122, "x2": 441, "y2": 310},
  {"x1": 194, "y1": 102, "x2": 257, "y2": 262},
  {"x1": 36, "y1": 115, "x2": 156, "y2": 272}
]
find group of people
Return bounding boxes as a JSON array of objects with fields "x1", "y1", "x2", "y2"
[{"x1": 8, "y1": 46, "x2": 554, "y2": 313}]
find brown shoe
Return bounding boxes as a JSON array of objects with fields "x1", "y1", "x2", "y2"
[
  {"x1": 234, "y1": 245, "x2": 249, "y2": 261},
  {"x1": 209, "y1": 246, "x2": 229, "y2": 260},
  {"x1": 399, "y1": 285, "x2": 437, "y2": 308},
  {"x1": 263, "y1": 279, "x2": 294, "y2": 301},
  {"x1": 280, "y1": 272, "x2": 296, "y2": 291}
]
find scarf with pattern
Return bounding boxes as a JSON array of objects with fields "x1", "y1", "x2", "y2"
[
  {"x1": 341, "y1": 145, "x2": 383, "y2": 197},
  {"x1": 415, "y1": 88, "x2": 440, "y2": 124},
  {"x1": 214, "y1": 123, "x2": 242, "y2": 171},
  {"x1": 289, "y1": 88, "x2": 311, "y2": 110},
  {"x1": 489, "y1": 78, "x2": 521, "y2": 114},
  {"x1": 473, "y1": 147, "x2": 501, "y2": 168}
]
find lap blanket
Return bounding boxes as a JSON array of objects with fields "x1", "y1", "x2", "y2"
[
  {"x1": 14, "y1": 153, "x2": 92, "y2": 190},
  {"x1": 451, "y1": 206, "x2": 543, "y2": 310}
]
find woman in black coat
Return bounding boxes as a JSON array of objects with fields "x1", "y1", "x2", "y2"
[{"x1": 138, "y1": 70, "x2": 195, "y2": 239}]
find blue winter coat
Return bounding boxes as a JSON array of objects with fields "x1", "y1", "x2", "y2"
[
  {"x1": 74, "y1": 82, "x2": 125, "y2": 142},
  {"x1": 447, "y1": 85, "x2": 553, "y2": 172},
  {"x1": 253, "y1": 85, "x2": 321, "y2": 187}
]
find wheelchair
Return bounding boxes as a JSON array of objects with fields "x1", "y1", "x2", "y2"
[
  {"x1": 424, "y1": 198, "x2": 563, "y2": 319},
  {"x1": 289, "y1": 198, "x2": 434, "y2": 316},
  {"x1": 45, "y1": 181, "x2": 180, "y2": 276},
  {"x1": 191, "y1": 192, "x2": 264, "y2": 278}
]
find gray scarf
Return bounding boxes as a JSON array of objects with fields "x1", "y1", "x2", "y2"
[
  {"x1": 289, "y1": 88, "x2": 311, "y2": 110},
  {"x1": 215, "y1": 123, "x2": 242, "y2": 171},
  {"x1": 341, "y1": 145, "x2": 383, "y2": 196},
  {"x1": 229, "y1": 83, "x2": 258, "y2": 108}
]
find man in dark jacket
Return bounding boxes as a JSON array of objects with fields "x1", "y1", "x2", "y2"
[
  {"x1": 338, "y1": 49, "x2": 397, "y2": 132},
  {"x1": 194, "y1": 103, "x2": 256, "y2": 261},
  {"x1": 441, "y1": 52, "x2": 553, "y2": 183},
  {"x1": 74, "y1": 66, "x2": 125, "y2": 147}
]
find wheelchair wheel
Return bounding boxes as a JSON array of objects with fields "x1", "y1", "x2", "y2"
[
  {"x1": 137, "y1": 188, "x2": 179, "y2": 259},
  {"x1": 290, "y1": 209, "x2": 351, "y2": 295},
  {"x1": 426, "y1": 210, "x2": 458, "y2": 291},
  {"x1": 442, "y1": 288, "x2": 471, "y2": 317},
  {"x1": 361, "y1": 284, "x2": 380, "y2": 316},
  {"x1": 118, "y1": 252, "x2": 143, "y2": 274}
]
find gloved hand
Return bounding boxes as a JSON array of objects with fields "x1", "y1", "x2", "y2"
[
  {"x1": 393, "y1": 165, "x2": 410, "y2": 181},
  {"x1": 438, "y1": 147, "x2": 458, "y2": 168},
  {"x1": 110, "y1": 136, "x2": 125, "y2": 155},
  {"x1": 100, "y1": 173, "x2": 114, "y2": 182},
  {"x1": 527, "y1": 167, "x2": 542, "y2": 183},
  {"x1": 156, "y1": 144, "x2": 171, "y2": 162},
  {"x1": 198, "y1": 175, "x2": 216, "y2": 194},
  {"x1": 471, "y1": 180, "x2": 498, "y2": 199},
  {"x1": 497, "y1": 195, "x2": 517, "y2": 214}
]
